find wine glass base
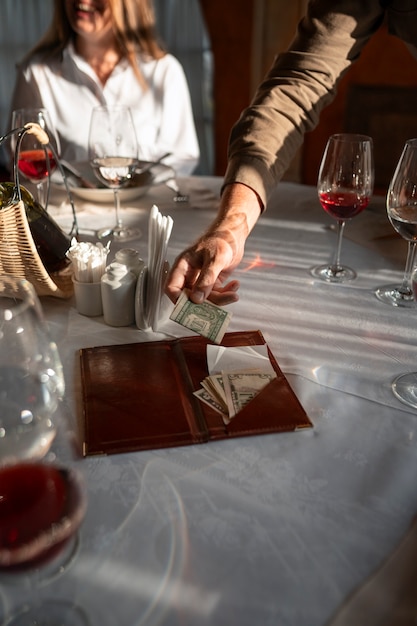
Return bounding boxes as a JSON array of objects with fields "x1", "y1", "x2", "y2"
[
  {"x1": 97, "y1": 226, "x2": 142, "y2": 242},
  {"x1": 0, "y1": 533, "x2": 80, "y2": 588},
  {"x1": 310, "y1": 264, "x2": 356, "y2": 283},
  {"x1": 4, "y1": 599, "x2": 90, "y2": 626},
  {"x1": 375, "y1": 284, "x2": 416, "y2": 308},
  {"x1": 392, "y1": 372, "x2": 417, "y2": 409}
]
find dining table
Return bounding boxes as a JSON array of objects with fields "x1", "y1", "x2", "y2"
[{"x1": 1, "y1": 172, "x2": 417, "y2": 626}]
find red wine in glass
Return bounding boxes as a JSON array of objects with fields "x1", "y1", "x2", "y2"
[
  {"x1": 311, "y1": 133, "x2": 374, "y2": 283},
  {"x1": 0, "y1": 462, "x2": 86, "y2": 572},
  {"x1": 18, "y1": 148, "x2": 57, "y2": 182},
  {"x1": 319, "y1": 190, "x2": 370, "y2": 220},
  {"x1": 11, "y1": 107, "x2": 60, "y2": 208}
]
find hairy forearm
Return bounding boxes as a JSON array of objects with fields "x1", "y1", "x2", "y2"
[{"x1": 209, "y1": 182, "x2": 263, "y2": 241}]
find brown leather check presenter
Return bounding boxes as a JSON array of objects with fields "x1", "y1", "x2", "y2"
[{"x1": 79, "y1": 330, "x2": 313, "y2": 457}]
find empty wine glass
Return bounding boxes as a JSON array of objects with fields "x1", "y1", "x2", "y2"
[
  {"x1": 11, "y1": 108, "x2": 60, "y2": 208},
  {"x1": 311, "y1": 133, "x2": 374, "y2": 282},
  {"x1": 0, "y1": 275, "x2": 88, "y2": 625},
  {"x1": 375, "y1": 138, "x2": 417, "y2": 307},
  {"x1": 88, "y1": 105, "x2": 141, "y2": 241}
]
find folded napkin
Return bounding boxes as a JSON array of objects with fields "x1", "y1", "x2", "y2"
[
  {"x1": 136, "y1": 204, "x2": 173, "y2": 331},
  {"x1": 327, "y1": 515, "x2": 417, "y2": 626}
]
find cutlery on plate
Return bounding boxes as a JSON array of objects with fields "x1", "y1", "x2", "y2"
[
  {"x1": 136, "y1": 152, "x2": 171, "y2": 176},
  {"x1": 60, "y1": 159, "x2": 96, "y2": 188}
]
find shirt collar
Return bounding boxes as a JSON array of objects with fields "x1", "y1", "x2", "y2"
[{"x1": 63, "y1": 40, "x2": 130, "y2": 80}]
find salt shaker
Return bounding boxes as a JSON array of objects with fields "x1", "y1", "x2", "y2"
[
  {"x1": 114, "y1": 248, "x2": 144, "y2": 277},
  {"x1": 101, "y1": 262, "x2": 136, "y2": 326}
]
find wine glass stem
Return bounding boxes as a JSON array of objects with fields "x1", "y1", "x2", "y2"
[
  {"x1": 36, "y1": 181, "x2": 45, "y2": 207},
  {"x1": 331, "y1": 220, "x2": 346, "y2": 273},
  {"x1": 113, "y1": 189, "x2": 122, "y2": 229},
  {"x1": 399, "y1": 241, "x2": 417, "y2": 296}
]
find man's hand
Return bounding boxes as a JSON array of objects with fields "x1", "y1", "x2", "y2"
[{"x1": 165, "y1": 183, "x2": 263, "y2": 304}]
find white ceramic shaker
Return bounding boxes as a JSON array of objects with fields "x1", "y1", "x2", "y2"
[
  {"x1": 114, "y1": 248, "x2": 144, "y2": 277},
  {"x1": 101, "y1": 262, "x2": 136, "y2": 326}
]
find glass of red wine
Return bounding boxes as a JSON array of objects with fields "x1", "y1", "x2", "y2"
[
  {"x1": 0, "y1": 275, "x2": 88, "y2": 625},
  {"x1": 311, "y1": 133, "x2": 374, "y2": 283},
  {"x1": 11, "y1": 108, "x2": 60, "y2": 208},
  {"x1": 375, "y1": 138, "x2": 417, "y2": 307},
  {"x1": 88, "y1": 104, "x2": 141, "y2": 241}
]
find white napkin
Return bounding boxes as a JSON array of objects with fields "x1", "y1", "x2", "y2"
[
  {"x1": 140, "y1": 204, "x2": 173, "y2": 331},
  {"x1": 206, "y1": 344, "x2": 274, "y2": 375}
]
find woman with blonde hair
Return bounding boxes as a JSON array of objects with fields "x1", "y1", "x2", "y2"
[{"x1": 10, "y1": 0, "x2": 199, "y2": 174}]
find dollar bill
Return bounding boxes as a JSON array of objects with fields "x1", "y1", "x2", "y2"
[
  {"x1": 201, "y1": 374, "x2": 228, "y2": 412},
  {"x1": 169, "y1": 291, "x2": 232, "y2": 344},
  {"x1": 194, "y1": 369, "x2": 276, "y2": 425},
  {"x1": 193, "y1": 388, "x2": 229, "y2": 422},
  {"x1": 223, "y1": 371, "x2": 276, "y2": 418}
]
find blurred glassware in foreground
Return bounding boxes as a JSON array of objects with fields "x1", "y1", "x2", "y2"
[
  {"x1": 3, "y1": 600, "x2": 90, "y2": 626},
  {"x1": 0, "y1": 275, "x2": 88, "y2": 625},
  {"x1": 0, "y1": 274, "x2": 64, "y2": 465}
]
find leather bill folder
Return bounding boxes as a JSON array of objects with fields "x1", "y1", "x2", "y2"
[{"x1": 79, "y1": 329, "x2": 313, "y2": 456}]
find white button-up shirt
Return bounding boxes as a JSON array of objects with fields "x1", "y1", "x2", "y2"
[{"x1": 11, "y1": 42, "x2": 200, "y2": 176}]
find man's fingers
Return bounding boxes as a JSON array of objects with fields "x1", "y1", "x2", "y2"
[
  {"x1": 191, "y1": 279, "x2": 240, "y2": 306},
  {"x1": 165, "y1": 257, "x2": 193, "y2": 302}
]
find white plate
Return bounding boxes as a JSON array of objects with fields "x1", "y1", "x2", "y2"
[{"x1": 53, "y1": 160, "x2": 174, "y2": 203}]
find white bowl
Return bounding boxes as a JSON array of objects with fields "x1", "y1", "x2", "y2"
[{"x1": 53, "y1": 160, "x2": 174, "y2": 203}]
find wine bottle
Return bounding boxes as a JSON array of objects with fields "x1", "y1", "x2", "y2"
[{"x1": 0, "y1": 182, "x2": 71, "y2": 272}]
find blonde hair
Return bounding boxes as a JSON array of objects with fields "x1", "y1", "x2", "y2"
[{"x1": 25, "y1": 0, "x2": 166, "y2": 86}]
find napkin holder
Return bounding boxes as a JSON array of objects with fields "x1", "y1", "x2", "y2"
[
  {"x1": 79, "y1": 329, "x2": 313, "y2": 457},
  {"x1": 135, "y1": 260, "x2": 171, "y2": 331},
  {"x1": 0, "y1": 123, "x2": 77, "y2": 298},
  {"x1": 135, "y1": 205, "x2": 173, "y2": 331}
]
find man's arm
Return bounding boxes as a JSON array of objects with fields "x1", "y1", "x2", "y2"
[
  {"x1": 166, "y1": 0, "x2": 386, "y2": 304},
  {"x1": 166, "y1": 182, "x2": 262, "y2": 304}
]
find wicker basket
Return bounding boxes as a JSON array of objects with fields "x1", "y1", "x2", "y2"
[
  {"x1": 0, "y1": 198, "x2": 73, "y2": 298},
  {"x1": 0, "y1": 122, "x2": 76, "y2": 298}
]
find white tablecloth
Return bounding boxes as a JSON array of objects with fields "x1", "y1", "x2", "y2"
[{"x1": 2, "y1": 177, "x2": 417, "y2": 626}]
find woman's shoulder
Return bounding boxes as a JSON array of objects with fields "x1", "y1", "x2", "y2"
[
  {"x1": 140, "y1": 52, "x2": 183, "y2": 70},
  {"x1": 139, "y1": 52, "x2": 187, "y2": 81},
  {"x1": 17, "y1": 48, "x2": 63, "y2": 74}
]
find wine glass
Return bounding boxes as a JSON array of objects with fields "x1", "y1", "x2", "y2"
[
  {"x1": 0, "y1": 275, "x2": 88, "y2": 625},
  {"x1": 88, "y1": 105, "x2": 141, "y2": 241},
  {"x1": 389, "y1": 269, "x2": 417, "y2": 409},
  {"x1": 375, "y1": 138, "x2": 417, "y2": 307},
  {"x1": 11, "y1": 108, "x2": 60, "y2": 208},
  {"x1": 311, "y1": 133, "x2": 374, "y2": 282}
]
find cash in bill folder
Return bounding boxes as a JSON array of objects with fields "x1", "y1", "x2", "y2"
[{"x1": 79, "y1": 330, "x2": 313, "y2": 456}]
